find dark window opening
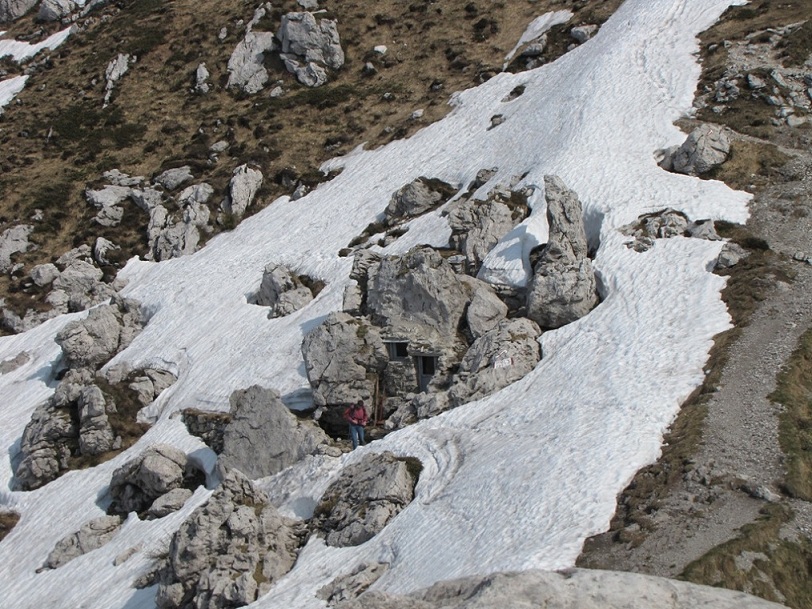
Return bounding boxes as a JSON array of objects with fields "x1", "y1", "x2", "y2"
[{"x1": 386, "y1": 342, "x2": 409, "y2": 361}]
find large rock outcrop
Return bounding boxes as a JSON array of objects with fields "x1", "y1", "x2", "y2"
[
  {"x1": 109, "y1": 444, "x2": 197, "y2": 514},
  {"x1": 366, "y1": 246, "x2": 470, "y2": 347},
  {"x1": 526, "y1": 176, "x2": 598, "y2": 329},
  {"x1": 302, "y1": 312, "x2": 388, "y2": 408},
  {"x1": 446, "y1": 181, "x2": 528, "y2": 275},
  {"x1": 43, "y1": 515, "x2": 124, "y2": 570},
  {"x1": 277, "y1": 11, "x2": 345, "y2": 87},
  {"x1": 13, "y1": 298, "x2": 147, "y2": 490},
  {"x1": 218, "y1": 385, "x2": 328, "y2": 479},
  {"x1": 313, "y1": 452, "x2": 417, "y2": 547},
  {"x1": 37, "y1": 0, "x2": 77, "y2": 22},
  {"x1": 336, "y1": 569, "x2": 788, "y2": 609},
  {"x1": 155, "y1": 470, "x2": 305, "y2": 609}
]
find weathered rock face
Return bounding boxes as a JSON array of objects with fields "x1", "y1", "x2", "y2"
[
  {"x1": 136, "y1": 182, "x2": 213, "y2": 261},
  {"x1": 366, "y1": 246, "x2": 470, "y2": 346},
  {"x1": 155, "y1": 166, "x2": 194, "y2": 191},
  {"x1": 194, "y1": 63, "x2": 210, "y2": 94},
  {"x1": 103, "y1": 53, "x2": 133, "y2": 107},
  {"x1": 302, "y1": 312, "x2": 389, "y2": 408},
  {"x1": 446, "y1": 193, "x2": 520, "y2": 275},
  {"x1": 14, "y1": 401, "x2": 78, "y2": 491},
  {"x1": 221, "y1": 165, "x2": 263, "y2": 219},
  {"x1": 669, "y1": 124, "x2": 731, "y2": 176},
  {"x1": 37, "y1": 0, "x2": 76, "y2": 22},
  {"x1": 447, "y1": 318, "x2": 542, "y2": 409},
  {"x1": 13, "y1": 298, "x2": 148, "y2": 490},
  {"x1": 227, "y1": 30, "x2": 277, "y2": 94},
  {"x1": 462, "y1": 277, "x2": 508, "y2": 340},
  {"x1": 0, "y1": 224, "x2": 33, "y2": 273},
  {"x1": 44, "y1": 515, "x2": 124, "y2": 570},
  {"x1": 218, "y1": 385, "x2": 328, "y2": 479},
  {"x1": 337, "y1": 569, "x2": 788, "y2": 609},
  {"x1": 109, "y1": 444, "x2": 195, "y2": 514},
  {"x1": 314, "y1": 452, "x2": 417, "y2": 547},
  {"x1": 253, "y1": 264, "x2": 315, "y2": 317},
  {"x1": 148, "y1": 488, "x2": 194, "y2": 519},
  {"x1": 0, "y1": 0, "x2": 37, "y2": 22},
  {"x1": 277, "y1": 11, "x2": 344, "y2": 87},
  {"x1": 57, "y1": 305, "x2": 125, "y2": 370},
  {"x1": 384, "y1": 178, "x2": 454, "y2": 226},
  {"x1": 526, "y1": 176, "x2": 598, "y2": 329},
  {"x1": 155, "y1": 470, "x2": 305, "y2": 609}
]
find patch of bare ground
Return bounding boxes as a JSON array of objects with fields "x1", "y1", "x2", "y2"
[
  {"x1": 0, "y1": 510, "x2": 20, "y2": 543},
  {"x1": 578, "y1": 2, "x2": 812, "y2": 606}
]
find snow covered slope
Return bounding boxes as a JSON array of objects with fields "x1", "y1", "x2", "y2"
[{"x1": 0, "y1": 0, "x2": 750, "y2": 607}]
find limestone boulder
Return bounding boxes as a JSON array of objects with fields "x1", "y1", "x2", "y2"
[
  {"x1": 14, "y1": 402, "x2": 77, "y2": 491},
  {"x1": 37, "y1": 0, "x2": 76, "y2": 22},
  {"x1": 30, "y1": 263, "x2": 60, "y2": 287},
  {"x1": 56, "y1": 304, "x2": 123, "y2": 369},
  {"x1": 447, "y1": 197, "x2": 517, "y2": 275},
  {"x1": 155, "y1": 470, "x2": 305, "y2": 609},
  {"x1": 447, "y1": 318, "x2": 542, "y2": 409},
  {"x1": 314, "y1": 452, "x2": 417, "y2": 547},
  {"x1": 147, "y1": 488, "x2": 193, "y2": 519},
  {"x1": 221, "y1": 164, "x2": 262, "y2": 219},
  {"x1": 77, "y1": 384, "x2": 115, "y2": 456},
  {"x1": 671, "y1": 124, "x2": 731, "y2": 175},
  {"x1": 526, "y1": 176, "x2": 598, "y2": 329},
  {"x1": 462, "y1": 277, "x2": 508, "y2": 340},
  {"x1": 218, "y1": 385, "x2": 329, "y2": 479},
  {"x1": 181, "y1": 409, "x2": 231, "y2": 454},
  {"x1": 109, "y1": 444, "x2": 193, "y2": 514},
  {"x1": 302, "y1": 312, "x2": 388, "y2": 407},
  {"x1": 226, "y1": 30, "x2": 277, "y2": 94},
  {"x1": 384, "y1": 178, "x2": 454, "y2": 226},
  {"x1": 277, "y1": 11, "x2": 344, "y2": 87},
  {"x1": 44, "y1": 515, "x2": 123, "y2": 569},
  {"x1": 318, "y1": 562, "x2": 389, "y2": 606},
  {"x1": 103, "y1": 53, "x2": 133, "y2": 107},
  {"x1": 154, "y1": 166, "x2": 194, "y2": 191},
  {"x1": 339, "y1": 569, "x2": 788, "y2": 609},
  {"x1": 254, "y1": 264, "x2": 315, "y2": 317},
  {"x1": 0, "y1": 0, "x2": 37, "y2": 22},
  {"x1": 366, "y1": 246, "x2": 470, "y2": 344},
  {"x1": 86, "y1": 185, "x2": 131, "y2": 227},
  {"x1": 0, "y1": 224, "x2": 33, "y2": 273}
]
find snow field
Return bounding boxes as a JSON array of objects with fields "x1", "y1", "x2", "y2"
[{"x1": 0, "y1": 0, "x2": 751, "y2": 607}]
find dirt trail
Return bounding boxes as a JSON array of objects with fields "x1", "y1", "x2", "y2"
[{"x1": 578, "y1": 145, "x2": 812, "y2": 581}]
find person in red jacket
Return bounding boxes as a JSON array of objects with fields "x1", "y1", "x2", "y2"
[{"x1": 344, "y1": 400, "x2": 368, "y2": 449}]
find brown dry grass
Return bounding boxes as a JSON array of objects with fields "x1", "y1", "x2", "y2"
[
  {"x1": 770, "y1": 327, "x2": 812, "y2": 501},
  {"x1": 0, "y1": 510, "x2": 20, "y2": 543},
  {"x1": 681, "y1": 504, "x2": 812, "y2": 609}
]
